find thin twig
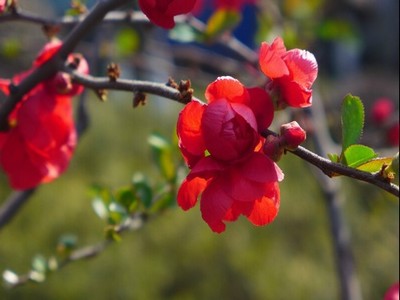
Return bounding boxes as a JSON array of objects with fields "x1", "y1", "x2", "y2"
[
  {"x1": 64, "y1": 67, "x2": 189, "y2": 104},
  {"x1": 290, "y1": 146, "x2": 399, "y2": 197},
  {"x1": 0, "y1": 189, "x2": 36, "y2": 230}
]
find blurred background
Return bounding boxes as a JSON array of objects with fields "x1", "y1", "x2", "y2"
[{"x1": 0, "y1": 0, "x2": 398, "y2": 299}]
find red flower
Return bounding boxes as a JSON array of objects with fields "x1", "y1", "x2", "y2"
[
  {"x1": 259, "y1": 37, "x2": 318, "y2": 109},
  {"x1": 370, "y1": 97, "x2": 394, "y2": 125},
  {"x1": 0, "y1": 41, "x2": 88, "y2": 189},
  {"x1": 384, "y1": 282, "x2": 399, "y2": 300},
  {"x1": 177, "y1": 76, "x2": 283, "y2": 233},
  {"x1": 0, "y1": 0, "x2": 7, "y2": 13},
  {"x1": 138, "y1": 0, "x2": 197, "y2": 29}
]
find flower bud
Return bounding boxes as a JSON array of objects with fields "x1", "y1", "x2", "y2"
[
  {"x1": 263, "y1": 135, "x2": 284, "y2": 162},
  {"x1": 280, "y1": 121, "x2": 306, "y2": 150}
]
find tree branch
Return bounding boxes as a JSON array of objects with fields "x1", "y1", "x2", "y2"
[
  {"x1": 64, "y1": 67, "x2": 191, "y2": 104},
  {"x1": 290, "y1": 146, "x2": 399, "y2": 197}
]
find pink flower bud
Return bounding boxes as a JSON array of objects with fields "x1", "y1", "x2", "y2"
[{"x1": 280, "y1": 121, "x2": 306, "y2": 150}]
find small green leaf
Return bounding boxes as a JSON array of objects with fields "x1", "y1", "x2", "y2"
[
  {"x1": 342, "y1": 144, "x2": 377, "y2": 168},
  {"x1": 356, "y1": 157, "x2": 393, "y2": 173},
  {"x1": 169, "y1": 23, "x2": 197, "y2": 43},
  {"x1": 148, "y1": 133, "x2": 176, "y2": 181},
  {"x1": 115, "y1": 27, "x2": 140, "y2": 57},
  {"x1": 341, "y1": 94, "x2": 364, "y2": 150},
  {"x1": 328, "y1": 153, "x2": 340, "y2": 163},
  {"x1": 32, "y1": 255, "x2": 47, "y2": 274},
  {"x1": 57, "y1": 234, "x2": 78, "y2": 251},
  {"x1": 108, "y1": 202, "x2": 128, "y2": 224},
  {"x1": 116, "y1": 187, "x2": 138, "y2": 212},
  {"x1": 92, "y1": 198, "x2": 109, "y2": 220},
  {"x1": 132, "y1": 173, "x2": 153, "y2": 208}
]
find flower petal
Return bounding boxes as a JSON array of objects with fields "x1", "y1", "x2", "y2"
[
  {"x1": 188, "y1": 156, "x2": 224, "y2": 180},
  {"x1": 245, "y1": 183, "x2": 280, "y2": 226},
  {"x1": 205, "y1": 76, "x2": 249, "y2": 104},
  {"x1": 246, "y1": 87, "x2": 274, "y2": 131},
  {"x1": 277, "y1": 78, "x2": 313, "y2": 108},
  {"x1": 200, "y1": 176, "x2": 234, "y2": 233},
  {"x1": 259, "y1": 37, "x2": 289, "y2": 79},
  {"x1": 177, "y1": 100, "x2": 206, "y2": 159},
  {"x1": 177, "y1": 177, "x2": 207, "y2": 210},
  {"x1": 284, "y1": 49, "x2": 318, "y2": 89},
  {"x1": 239, "y1": 152, "x2": 284, "y2": 183}
]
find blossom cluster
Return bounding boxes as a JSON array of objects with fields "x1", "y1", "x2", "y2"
[
  {"x1": 0, "y1": 40, "x2": 88, "y2": 189},
  {"x1": 177, "y1": 37, "x2": 318, "y2": 232}
]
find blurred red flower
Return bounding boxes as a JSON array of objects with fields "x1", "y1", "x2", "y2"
[
  {"x1": 259, "y1": 37, "x2": 318, "y2": 109},
  {"x1": 0, "y1": 40, "x2": 88, "y2": 189},
  {"x1": 384, "y1": 282, "x2": 399, "y2": 300},
  {"x1": 138, "y1": 0, "x2": 197, "y2": 29},
  {"x1": 0, "y1": 0, "x2": 6, "y2": 13},
  {"x1": 177, "y1": 76, "x2": 283, "y2": 233}
]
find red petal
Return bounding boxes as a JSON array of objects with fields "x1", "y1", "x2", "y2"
[
  {"x1": 200, "y1": 176, "x2": 234, "y2": 233},
  {"x1": 231, "y1": 102, "x2": 258, "y2": 132},
  {"x1": 201, "y1": 99, "x2": 237, "y2": 160},
  {"x1": 284, "y1": 49, "x2": 318, "y2": 89},
  {"x1": 277, "y1": 78, "x2": 312, "y2": 108},
  {"x1": 167, "y1": 0, "x2": 197, "y2": 15},
  {"x1": 138, "y1": 0, "x2": 175, "y2": 29},
  {"x1": 246, "y1": 87, "x2": 274, "y2": 131},
  {"x1": 239, "y1": 152, "x2": 284, "y2": 183},
  {"x1": 246, "y1": 183, "x2": 280, "y2": 225},
  {"x1": 226, "y1": 182, "x2": 280, "y2": 226},
  {"x1": 177, "y1": 177, "x2": 207, "y2": 210},
  {"x1": 259, "y1": 38, "x2": 289, "y2": 79},
  {"x1": 205, "y1": 76, "x2": 249, "y2": 104},
  {"x1": 0, "y1": 79, "x2": 10, "y2": 95},
  {"x1": 188, "y1": 156, "x2": 224, "y2": 180},
  {"x1": 34, "y1": 41, "x2": 62, "y2": 67},
  {"x1": 177, "y1": 100, "x2": 206, "y2": 158}
]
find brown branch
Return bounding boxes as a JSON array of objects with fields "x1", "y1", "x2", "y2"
[
  {"x1": 0, "y1": 189, "x2": 36, "y2": 230},
  {"x1": 64, "y1": 67, "x2": 191, "y2": 104},
  {"x1": 290, "y1": 146, "x2": 399, "y2": 197}
]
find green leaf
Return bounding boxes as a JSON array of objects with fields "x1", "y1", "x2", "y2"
[
  {"x1": 92, "y1": 198, "x2": 109, "y2": 220},
  {"x1": 202, "y1": 8, "x2": 241, "y2": 41},
  {"x1": 115, "y1": 27, "x2": 140, "y2": 57},
  {"x1": 342, "y1": 144, "x2": 377, "y2": 168},
  {"x1": 132, "y1": 173, "x2": 153, "y2": 208},
  {"x1": 32, "y1": 255, "x2": 47, "y2": 274},
  {"x1": 356, "y1": 157, "x2": 393, "y2": 173},
  {"x1": 108, "y1": 202, "x2": 128, "y2": 225},
  {"x1": 169, "y1": 24, "x2": 197, "y2": 43},
  {"x1": 57, "y1": 234, "x2": 78, "y2": 252},
  {"x1": 341, "y1": 94, "x2": 364, "y2": 151},
  {"x1": 148, "y1": 133, "x2": 176, "y2": 181},
  {"x1": 328, "y1": 153, "x2": 340, "y2": 163},
  {"x1": 116, "y1": 187, "x2": 138, "y2": 212}
]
